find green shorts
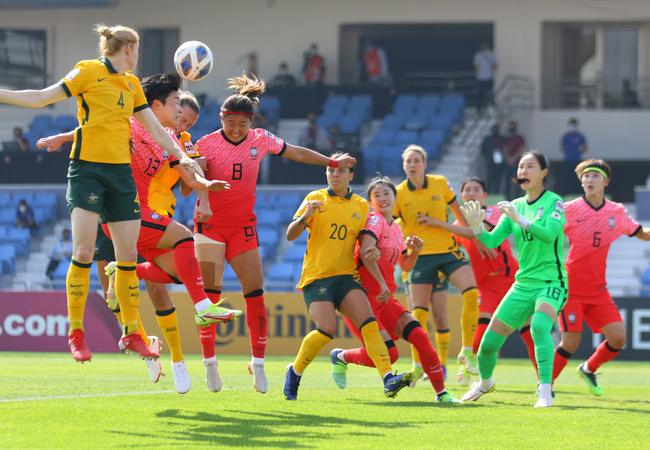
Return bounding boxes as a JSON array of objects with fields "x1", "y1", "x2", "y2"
[
  {"x1": 303, "y1": 275, "x2": 364, "y2": 310},
  {"x1": 409, "y1": 251, "x2": 468, "y2": 285},
  {"x1": 66, "y1": 160, "x2": 140, "y2": 222},
  {"x1": 493, "y1": 281, "x2": 568, "y2": 330},
  {"x1": 94, "y1": 223, "x2": 115, "y2": 261},
  {"x1": 431, "y1": 271, "x2": 448, "y2": 293}
]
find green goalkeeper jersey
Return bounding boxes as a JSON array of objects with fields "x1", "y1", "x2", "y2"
[{"x1": 477, "y1": 190, "x2": 567, "y2": 287}]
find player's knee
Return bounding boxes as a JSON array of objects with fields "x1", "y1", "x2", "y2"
[
  {"x1": 530, "y1": 312, "x2": 552, "y2": 338},
  {"x1": 73, "y1": 246, "x2": 94, "y2": 263},
  {"x1": 560, "y1": 338, "x2": 580, "y2": 354},
  {"x1": 608, "y1": 332, "x2": 626, "y2": 350},
  {"x1": 315, "y1": 322, "x2": 336, "y2": 337}
]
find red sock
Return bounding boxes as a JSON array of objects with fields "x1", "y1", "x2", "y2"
[
  {"x1": 173, "y1": 239, "x2": 208, "y2": 304},
  {"x1": 342, "y1": 342, "x2": 399, "y2": 367},
  {"x1": 198, "y1": 289, "x2": 221, "y2": 360},
  {"x1": 552, "y1": 346, "x2": 572, "y2": 382},
  {"x1": 519, "y1": 325, "x2": 538, "y2": 374},
  {"x1": 244, "y1": 291, "x2": 268, "y2": 358},
  {"x1": 136, "y1": 262, "x2": 174, "y2": 283},
  {"x1": 473, "y1": 318, "x2": 490, "y2": 354},
  {"x1": 586, "y1": 340, "x2": 621, "y2": 372},
  {"x1": 405, "y1": 324, "x2": 446, "y2": 394}
]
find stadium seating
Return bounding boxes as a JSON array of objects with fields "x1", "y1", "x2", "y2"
[
  {"x1": 361, "y1": 93, "x2": 465, "y2": 177},
  {"x1": 317, "y1": 94, "x2": 373, "y2": 135}
]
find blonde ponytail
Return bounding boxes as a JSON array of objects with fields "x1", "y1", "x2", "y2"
[{"x1": 94, "y1": 24, "x2": 139, "y2": 56}]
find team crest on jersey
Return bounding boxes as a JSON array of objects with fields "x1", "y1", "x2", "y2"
[
  {"x1": 352, "y1": 212, "x2": 361, "y2": 220},
  {"x1": 432, "y1": 195, "x2": 441, "y2": 201},
  {"x1": 250, "y1": 147, "x2": 258, "y2": 159},
  {"x1": 608, "y1": 217, "x2": 616, "y2": 229},
  {"x1": 87, "y1": 192, "x2": 98, "y2": 205},
  {"x1": 150, "y1": 212, "x2": 162, "y2": 221},
  {"x1": 535, "y1": 207, "x2": 544, "y2": 219}
]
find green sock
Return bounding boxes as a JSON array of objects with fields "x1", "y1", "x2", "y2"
[
  {"x1": 530, "y1": 311, "x2": 555, "y2": 384},
  {"x1": 477, "y1": 329, "x2": 507, "y2": 380}
]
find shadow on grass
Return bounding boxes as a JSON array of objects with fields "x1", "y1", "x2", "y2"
[
  {"x1": 110, "y1": 408, "x2": 417, "y2": 448},
  {"x1": 355, "y1": 400, "x2": 481, "y2": 409}
]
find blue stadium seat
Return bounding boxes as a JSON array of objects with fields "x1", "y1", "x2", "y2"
[
  {"x1": 274, "y1": 192, "x2": 302, "y2": 208},
  {"x1": 11, "y1": 192, "x2": 35, "y2": 205},
  {"x1": 392, "y1": 95, "x2": 418, "y2": 114},
  {"x1": 284, "y1": 244, "x2": 306, "y2": 262},
  {"x1": 29, "y1": 115, "x2": 54, "y2": 135},
  {"x1": 419, "y1": 95, "x2": 441, "y2": 108},
  {"x1": 53, "y1": 115, "x2": 77, "y2": 132},
  {"x1": 257, "y1": 227, "x2": 280, "y2": 246},
  {"x1": 257, "y1": 209, "x2": 283, "y2": 226},
  {"x1": 338, "y1": 113, "x2": 364, "y2": 134},
  {"x1": 31, "y1": 192, "x2": 57, "y2": 207},
  {"x1": 323, "y1": 95, "x2": 348, "y2": 112},
  {"x1": 317, "y1": 113, "x2": 339, "y2": 130},
  {"x1": 393, "y1": 130, "x2": 419, "y2": 146},
  {"x1": 223, "y1": 264, "x2": 238, "y2": 282},
  {"x1": 380, "y1": 114, "x2": 405, "y2": 130},
  {"x1": 267, "y1": 262, "x2": 298, "y2": 282},
  {"x1": 0, "y1": 244, "x2": 16, "y2": 274},
  {"x1": 0, "y1": 208, "x2": 15, "y2": 225},
  {"x1": 0, "y1": 192, "x2": 11, "y2": 207},
  {"x1": 370, "y1": 129, "x2": 396, "y2": 146},
  {"x1": 259, "y1": 95, "x2": 281, "y2": 124}
]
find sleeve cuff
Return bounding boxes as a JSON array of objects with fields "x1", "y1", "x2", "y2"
[
  {"x1": 276, "y1": 142, "x2": 287, "y2": 157},
  {"x1": 359, "y1": 230, "x2": 378, "y2": 241},
  {"x1": 59, "y1": 80, "x2": 72, "y2": 98},
  {"x1": 447, "y1": 195, "x2": 457, "y2": 205},
  {"x1": 133, "y1": 103, "x2": 149, "y2": 113},
  {"x1": 169, "y1": 160, "x2": 180, "y2": 168},
  {"x1": 630, "y1": 224, "x2": 642, "y2": 237}
]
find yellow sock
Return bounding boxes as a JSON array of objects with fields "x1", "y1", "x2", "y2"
[
  {"x1": 360, "y1": 319, "x2": 392, "y2": 378},
  {"x1": 110, "y1": 305, "x2": 149, "y2": 345},
  {"x1": 435, "y1": 329, "x2": 450, "y2": 366},
  {"x1": 293, "y1": 329, "x2": 332, "y2": 375},
  {"x1": 66, "y1": 259, "x2": 92, "y2": 333},
  {"x1": 115, "y1": 261, "x2": 140, "y2": 335},
  {"x1": 461, "y1": 288, "x2": 479, "y2": 349},
  {"x1": 156, "y1": 308, "x2": 183, "y2": 362},
  {"x1": 410, "y1": 307, "x2": 429, "y2": 368}
]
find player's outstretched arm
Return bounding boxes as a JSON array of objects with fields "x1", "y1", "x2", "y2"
[
  {"x1": 282, "y1": 144, "x2": 356, "y2": 169},
  {"x1": 464, "y1": 201, "x2": 512, "y2": 248},
  {"x1": 36, "y1": 130, "x2": 74, "y2": 152},
  {"x1": 174, "y1": 164, "x2": 229, "y2": 192},
  {"x1": 135, "y1": 108, "x2": 203, "y2": 176},
  {"x1": 0, "y1": 84, "x2": 68, "y2": 109},
  {"x1": 399, "y1": 235, "x2": 423, "y2": 272}
]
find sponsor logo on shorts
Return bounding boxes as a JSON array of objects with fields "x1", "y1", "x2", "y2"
[
  {"x1": 568, "y1": 313, "x2": 576, "y2": 324},
  {"x1": 318, "y1": 287, "x2": 328, "y2": 295},
  {"x1": 150, "y1": 212, "x2": 161, "y2": 221},
  {"x1": 87, "y1": 192, "x2": 99, "y2": 205}
]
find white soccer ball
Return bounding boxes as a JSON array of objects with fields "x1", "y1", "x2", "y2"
[{"x1": 174, "y1": 41, "x2": 213, "y2": 81}]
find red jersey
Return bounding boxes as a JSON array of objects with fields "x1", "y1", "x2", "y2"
[
  {"x1": 565, "y1": 196, "x2": 641, "y2": 296},
  {"x1": 130, "y1": 119, "x2": 178, "y2": 208},
  {"x1": 196, "y1": 128, "x2": 286, "y2": 226},
  {"x1": 454, "y1": 205, "x2": 518, "y2": 286},
  {"x1": 357, "y1": 211, "x2": 406, "y2": 296}
]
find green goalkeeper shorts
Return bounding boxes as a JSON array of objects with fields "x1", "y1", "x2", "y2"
[{"x1": 493, "y1": 281, "x2": 568, "y2": 330}]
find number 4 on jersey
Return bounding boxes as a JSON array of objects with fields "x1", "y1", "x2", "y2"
[{"x1": 117, "y1": 92, "x2": 125, "y2": 109}]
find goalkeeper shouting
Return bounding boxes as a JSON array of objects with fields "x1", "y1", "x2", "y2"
[{"x1": 460, "y1": 151, "x2": 566, "y2": 408}]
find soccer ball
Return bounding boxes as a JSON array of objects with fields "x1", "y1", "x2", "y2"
[{"x1": 174, "y1": 41, "x2": 213, "y2": 81}]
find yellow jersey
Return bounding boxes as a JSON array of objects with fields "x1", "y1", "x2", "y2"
[
  {"x1": 394, "y1": 174, "x2": 458, "y2": 255},
  {"x1": 59, "y1": 57, "x2": 148, "y2": 164},
  {"x1": 148, "y1": 131, "x2": 201, "y2": 216},
  {"x1": 294, "y1": 188, "x2": 369, "y2": 289}
]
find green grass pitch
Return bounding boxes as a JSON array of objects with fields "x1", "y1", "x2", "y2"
[{"x1": 1, "y1": 353, "x2": 649, "y2": 449}]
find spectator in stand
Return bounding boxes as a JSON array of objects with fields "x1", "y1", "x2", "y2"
[
  {"x1": 473, "y1": 41, "x2": 497, "y2": 113},
  {"x1": 246, "y1": 52, "x2": 259, "y2": 78},
  {"x1": 15, "y1": 198, "x2": 37, "y2": 236},
  {"x1": 502, "y1": 120, "x2": 525, "y2": 199},
  {"x1": 298, "y1": 112, "x2": 329, "y2": 151},
  {"x1": 269, "y1": 62, "x2": 297, "y2": 90},
  {"x1": 480, "y1": 124, "x2": 505, "y2": 194},
  {"x1": 11, "y1": 127, "x2": 30, "y2": 151},
  {"x1": 362, "y1": 38, "x2": 390, "y2": 85},
  {"x1": 560, "y1": 118, "x2": 588, "y2": 194},
  {"x1": 302, "y1": 43, "x2": 325, "y2": 85},
  {"x1": 328, "y1": 124, "x2": 345, "y2": 153},
  {"x1": 252, "y1": 110, "x2": 275, "y2": 134},
  {"x1": 46, "y1": 228, "x2": 72, "y2": 280}
]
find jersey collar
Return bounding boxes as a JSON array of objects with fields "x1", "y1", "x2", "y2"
[
  {"x1": 526, "y1": 189, "x2": 547, "y2": 205},
  {"x1": 582, "y1": 195, "x2": 607, "y2": 211},
  {"x1": 407, "y1": 176, "x2": 428, "y2": 191},
  {"x1": 98, "y1": 56, "x2": 119, "y2": 74},
  {"x1": 327, "y1": 187, "x2": 353, "y2": 199},
  {"x1": 220, "y1": 129, "x2": 249, "y2": 146}
]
